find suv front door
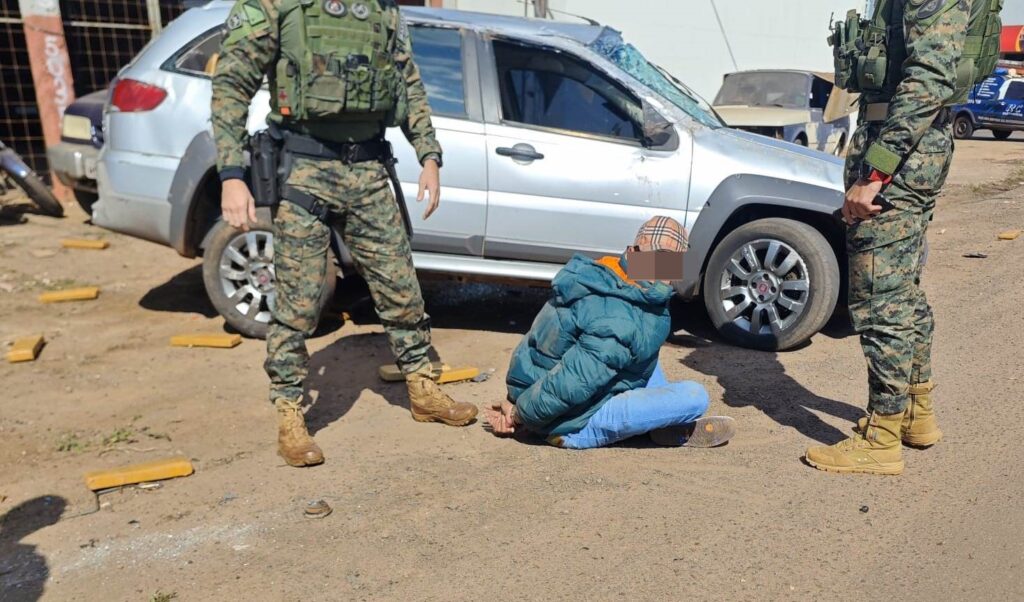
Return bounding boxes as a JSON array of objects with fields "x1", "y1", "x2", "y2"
[{"x1": 479, "y1": 38, "x2": 689, "y2": 264}]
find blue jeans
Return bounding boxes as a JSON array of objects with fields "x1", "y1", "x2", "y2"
[{"x1": 559, "y1": 362, "x2": 710, "y2": 449}]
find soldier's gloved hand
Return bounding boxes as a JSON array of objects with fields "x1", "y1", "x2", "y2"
[
  {"x1": 222, "y1": 178, "x2": 258, "y2": 232},
  {"x1": 417, "y1": 158, "x2": 441, "y2": 220},
  {"x1": 841, "y1": 178, "x2": 885, "y2": 225}
]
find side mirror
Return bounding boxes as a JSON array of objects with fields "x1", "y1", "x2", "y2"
[{"x1": 641, "y1": 101, "x2": 677, "y2": 149}]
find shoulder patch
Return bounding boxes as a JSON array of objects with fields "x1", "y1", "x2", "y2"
[
  {"x1": 914, "y1": 0, "x2": 959, "y2": 23},
  {"x1": 224, "y1": 0, "x2": 271, "y2": 45}
]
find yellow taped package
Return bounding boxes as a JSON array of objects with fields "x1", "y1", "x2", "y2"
[
  {"x1": 998, "y1": 229, "x2": 1022, "y2": 241},
  {"x1": 61, "y1": 239, "x2": 110, "y2": 250},
  {"x1": 84, "y1": 456, "x2": 194, "y2": 491},
  {"x1": 6, "y1": 334, "x2": 44, "y2": 363},
  {"x1": 170, "y1": 333, "x2": 242, "y2": 349},
  {"x1": 378, "y1": 362, "x2": 479, "y2": 384},
  {"x1": 38, "y1": 287, "x2": 100, "y2": 303}
]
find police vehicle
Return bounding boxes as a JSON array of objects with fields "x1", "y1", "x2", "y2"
[{"x1": 952, "y1": 68, "x2": 1024, "y2": 140}]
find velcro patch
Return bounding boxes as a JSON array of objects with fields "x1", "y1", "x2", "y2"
[
  {"x1": 224, "y1": 0, "x2": 270, "y2": 45},
  {"x1": 915, "y1": 0, "x2": 959, "y2": 22}
]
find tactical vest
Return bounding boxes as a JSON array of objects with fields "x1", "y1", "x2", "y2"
[
  {"x1": 829, "y1": 0, "x2": 1003, "y2": 104},
  {"x1": 272, "y1": 0, "x2": 408, "y2": 126}
]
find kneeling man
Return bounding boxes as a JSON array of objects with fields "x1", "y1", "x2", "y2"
[{"x1": 486, "y1": 216, "x2": 735, "y2": 448}]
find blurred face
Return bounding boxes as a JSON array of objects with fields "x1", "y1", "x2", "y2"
[{"x1": 627, "y1": 217, "x2": 687, "y2": 282}]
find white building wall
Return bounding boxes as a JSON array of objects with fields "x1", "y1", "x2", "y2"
[{"x1": 442, "y1": 0, "x2": 868, "y2": 100}]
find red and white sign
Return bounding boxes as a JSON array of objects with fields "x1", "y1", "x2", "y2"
[{"x1": 19, "y1": 0, "x2": 75, "y2": 198}]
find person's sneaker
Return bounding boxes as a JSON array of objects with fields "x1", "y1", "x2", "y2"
[{"x1": 650, "y1": 416, "x2": 736, "y2": 447}]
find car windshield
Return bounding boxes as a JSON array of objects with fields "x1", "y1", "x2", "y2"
[
  {"x1": 714, "y1": 72, "x2": 810, "y2": 109},
  {"x1": 587, "y1": 28, "x2": 721, "y2": 128}
]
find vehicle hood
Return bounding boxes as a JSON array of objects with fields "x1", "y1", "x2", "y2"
[
  {"x1": 693, "y1": 126, "x2": 844, "y2": 193},
  {"x1": 713, "y1": 106, "x2": 810, "y2": 127}
]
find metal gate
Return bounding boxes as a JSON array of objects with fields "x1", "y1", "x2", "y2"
[{"x1": 0, "y1": 0, "x2": 188, "y2": 178}]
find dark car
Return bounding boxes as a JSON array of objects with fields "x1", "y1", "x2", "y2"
[{"x1": 46, "y1": 89, "x2": 106, "y2": 213}]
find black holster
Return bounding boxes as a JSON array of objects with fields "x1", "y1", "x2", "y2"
[{"x1": 249, "y1": 129, "x2": 281, "y2": 208}]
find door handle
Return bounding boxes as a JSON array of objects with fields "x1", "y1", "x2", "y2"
[{"x1": 496, "y1": 144, "x2": 545, "y2": 162}]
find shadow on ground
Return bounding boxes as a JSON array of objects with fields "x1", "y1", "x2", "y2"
[
  {"x1": 669, "y1": 297, "x2": 862, "y2": 445},
  {"x1": 303, "y1": 332, "x2": 418, "y2": 433},
  {"x1": 0, "y1": 495, "x2": 66, "y2": 602},
  {"x1": 139, "y1": 265, "x2": 219, "y2": 318}
]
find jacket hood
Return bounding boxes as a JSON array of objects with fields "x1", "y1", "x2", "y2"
[{"x1": 552, "y1": 254, "x2": 674, "y2": 309}]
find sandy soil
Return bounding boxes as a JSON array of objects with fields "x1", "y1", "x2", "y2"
[{"x1": 1, "y1": 134, "x2": 1023, "y2": 601}]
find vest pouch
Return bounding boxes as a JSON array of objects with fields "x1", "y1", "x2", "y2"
[
  {"x1": 343, "y1": 58, "x2": 375, "y2": 112},
  {"x1": 275, "y1": 58, "x2": 301, "y2": 118},
  {"x1": 304, "y1": 53, "x2": 348, "y2": 118},
  {"x1": 856, "y1": 47, "x2": 888, "y2": 93}
]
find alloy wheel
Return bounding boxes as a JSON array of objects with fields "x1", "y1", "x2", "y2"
[
  {"x1": 716, "y1": 238, "x2": 810, "y2": 337},
  {"x1": 218, "y1": 230, "x2": 276, "y2": 325}
]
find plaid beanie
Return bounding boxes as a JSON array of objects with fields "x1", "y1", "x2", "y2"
[{"x1": 633, "y1": 216, "x2": 688, "y2": 252}]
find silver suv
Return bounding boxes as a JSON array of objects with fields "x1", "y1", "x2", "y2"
[{"x1": 94, "y1": 3, "x2": 846, "y2": 350}]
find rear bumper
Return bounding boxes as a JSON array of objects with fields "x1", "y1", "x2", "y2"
[{"x1": 47, "y1": 142, "x2": 99, "y2": 184}]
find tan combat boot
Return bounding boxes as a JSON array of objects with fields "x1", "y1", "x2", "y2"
[
  {"x1": 407, "y1": 373, "x2": 478, "y2": 426},
  {"x1": 805, "y1": 411, "x2": 904, "y2": 475},
  {"x1": 852, "y1": 382, "x2": 943, "y2": 447},
  {"x1": 275, "y1": 398, "x2": 324, "y2": 467},
  {"x1": 903, "y1": 381, "x2": 942, "y2": 447}
]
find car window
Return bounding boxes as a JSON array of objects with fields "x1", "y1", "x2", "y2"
[
  {"x1": 493, "y1": 40, "x2": 642, "y2": 140},
  {"x1": 810, "y1": 77, "x2": 832, "y2": 110},
  {"x1": 1005, "y1": 81, "x2": 1024, "y2": 101},
  {"x1": 409, "y1": 26, "x2": 466, "y2": 118},
  {"x1": 168, "y1": 28, "x2": 226, "y2": 78},
  {"x1": 715, "y1": 72, "x2": 810, "y2": 109}
]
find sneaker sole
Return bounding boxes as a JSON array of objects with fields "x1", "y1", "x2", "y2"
[
  {"x1": 410, "y1": 409, "x2": 476, "y2": 427},
  {"x1": 804, "y1": 458, "x2": 904, "y2": 475},
  {"x1": 650, "y1": 416, "x2": 736, "y2": 447}
]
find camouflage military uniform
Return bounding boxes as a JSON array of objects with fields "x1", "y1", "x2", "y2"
[
  {"x1": 844, "y1": 0, "x2": 968, "y2": 415},
  {"x1": 211, "y1": 0, "x2": 441, "y2": 404}
]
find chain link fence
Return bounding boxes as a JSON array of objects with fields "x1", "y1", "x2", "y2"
[{"x1": 0, "y1": 0, "x2": 190, "y2": 180}]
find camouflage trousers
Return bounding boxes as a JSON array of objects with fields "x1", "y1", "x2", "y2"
[
  {"x1": 843, "y1": 122, "x2": 953, "y2": 414},
  {"x1": 265, "y1": 156, "x2": 432, "y2": 403}
]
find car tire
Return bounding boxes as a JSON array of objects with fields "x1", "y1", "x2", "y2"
[
  {"x1": 953, "y1": 114, "x2": 974, "y2": 139},
  {"x1": 202, "y1": 217, "x2": 337, "y2": 339},
  {"x1": 702, "y1": 218, "x2": 840, "y2": 351},
  {"x1": 72, "y1": 189, "x2": 99, "y2": 215},
  {"x1": 992, "y1": 129, "x2": 1012, "y2": 140}
]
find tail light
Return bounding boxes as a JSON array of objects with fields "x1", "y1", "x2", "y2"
[{"x1": 111, "y1": 78, "x2": 167, "y2": 112}]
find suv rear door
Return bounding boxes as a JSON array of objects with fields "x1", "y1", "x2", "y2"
[{"x1": 478, "y1": 38, "x2": 689, "y2": 264}]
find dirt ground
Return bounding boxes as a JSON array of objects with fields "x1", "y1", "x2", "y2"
[{"x1": 1, "y1": 133, "x2": 1023, "y2": 602}]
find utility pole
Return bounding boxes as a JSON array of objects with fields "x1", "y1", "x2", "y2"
[{"x1": 534, "y1": 0, "x2": 548, "y2": 18}]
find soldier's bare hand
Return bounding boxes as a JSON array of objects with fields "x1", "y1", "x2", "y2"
[
  {"x1": 417, "y1": 159, "x2": 441, "y2": 220},
  {"x1": 222, "y1": 179, "x2": 257, "y2": 231},
  {"x1": 842, "y1": 178, "x2": 885, "y2": 225}
]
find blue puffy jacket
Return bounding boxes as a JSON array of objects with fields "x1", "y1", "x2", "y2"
[{"x1": 506, "y1": 253, "x2": 674, "y2": 437}]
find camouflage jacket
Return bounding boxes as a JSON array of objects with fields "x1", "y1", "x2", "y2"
[
  {"x1": 211, "y1": 0, "x2": 442, "y2": 178},
  {"x1": 862, "y1": 0, "x2": 969, "y2": 176}
]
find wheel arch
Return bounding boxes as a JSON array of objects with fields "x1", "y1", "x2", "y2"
[{"x1": 680, "y1": 174, "x2": 846, "y2": 299}]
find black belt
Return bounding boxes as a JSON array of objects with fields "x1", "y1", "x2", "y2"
[{"x1": 281, "y1": 132, "x2": 389, "y2": 164}]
